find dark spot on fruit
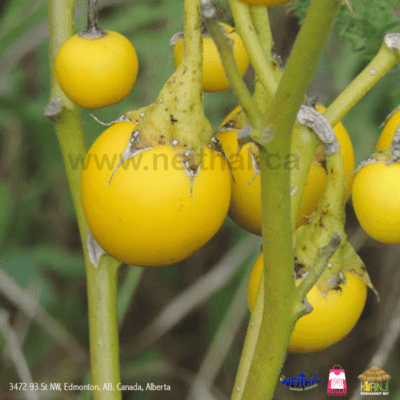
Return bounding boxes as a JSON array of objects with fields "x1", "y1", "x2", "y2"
[
  {"x1": 170, "y1": 114, "x2": 178, "y2": 124},
  {"x1": 294, "y1": 262, "x2": 305, "y2": 276}
]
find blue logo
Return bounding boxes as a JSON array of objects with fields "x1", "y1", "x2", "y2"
[{"x1": 280, "y1": 371, "x2": 323, "y2": 391}]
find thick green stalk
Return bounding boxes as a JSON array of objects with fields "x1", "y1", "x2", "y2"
[
  {"x1": 47, "y1": 1, "x2": 122, "y2": 398},
  {"x1": 88, "y1": 256, "x2": 121, "y2": 396},
  {"x1": 232, "y1": 1, "x2": 342, "y2": 399}
]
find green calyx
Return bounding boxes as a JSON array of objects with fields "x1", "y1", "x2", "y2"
[{"x1": 123, "y1": 0, "x2": 212, "y2": 168}]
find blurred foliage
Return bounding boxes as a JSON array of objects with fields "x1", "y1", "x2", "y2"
[
  {"x1": 291, "y1": 0, "x2": 400, "y2": 61},
  {"x1": 0, "y1": 0, "x2": 400, "y2": 399}
]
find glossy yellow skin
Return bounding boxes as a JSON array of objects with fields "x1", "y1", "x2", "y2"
[
  {"x1": 375, "y1": 108, "x2": 400, "y2": 151},
  {"x1": 238, "y1": 0, "x2": 291, "y2": 5},
  {"x1": 217, "y1": 105, "x2": 355, "y2": 234},
  {"x1": 217, "y1": 129, "x2": 261, "y2": 234},
  {"x1": 81, "y1": 122, "x2": 231, "y2": 266},
  {"x1": 352, "y1": 161, "x2": 400, "y2": 243},
  {"x1": 173, "y1": 23, "x2": 249, "y2": 92},
  {"x1": 248, "y1": 254, "x2": 367, "y2": 353},
  {"x1": 296, "y1": 163, "x2": 328, "y2": 226},
  {"x1": 56, "y1": 30, "x2": 139, "y2": 109},
  {"x1": 217, "y1": 129, "x2": 328, "y2": 233}
]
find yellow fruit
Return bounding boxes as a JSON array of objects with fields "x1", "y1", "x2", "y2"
[
  {"x1": 173, "y1": 23, "x2": 249, "y2": 92},
  {"x1": 248, "y1": 253, "x2": 367, "y2": 353},
  {"x1": 81, "y1": 122, "x2": 231, "y2": 266},
  {"x1": 352, "y1": 161, "x2": 400, "y2": 243},
  {"x1": 56, "y1": 30, "x2": 139, "y2": 108},
  {"x1": 375, "y1": 107, "x2": 400, "y2": 151}
]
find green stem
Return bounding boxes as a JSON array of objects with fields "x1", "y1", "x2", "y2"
[
  {"x1": 183, "y1": 0, "x2": 201, "y2": 62},
  {"x1": 324, "y1": 37, "x2": 400, "y2": 127},
  {"x1": 202, "y1": 8, "x2": 260, "y2": 128},
  {"x1": 232, "y1": 1, "x2": 342, "y2": 399},
  {"x1": 249, "y1": 4, "x2": 311, "y2": 230},
  {"x1": 295, "y1": 124, "x2": 346, "y2": 310},
  {"x1": 322, "y1": 151, "x2": 346, "y2": 218},
  {"x1": 47, "y1": 1, "x2": 122, "y2": 398},
  {"x1": 295, "y1": 232, "x2": 341, "y2": 315},
  {"x1": 88, "y1": 256, "x2": 121, "y2": 396},
  {"x1": 228, "y1": 0, "x2": 278, "y2": 100},
  {"x1": 249, "y1": 6, "x2": 273, "y2": 60},
  {"x1": 290, "y1": 36, "x2": 400, "y2": 231},
  {"x1": 137, "y1": 0, "x2": 211, "y2": 150},
  {"x1": 290, "y1": 124, "x2": 318, "y2": 229}
]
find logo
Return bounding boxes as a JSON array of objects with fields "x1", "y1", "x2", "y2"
[
  {"x1": 358, "y1": 366, "x2": 391, "y2": 395},
  {"x1": 280, "y1": 371, "x2": 322, "y2": 391},
  {"x1": 327, "y1": 365, "x2": 347, "y2": 396}
]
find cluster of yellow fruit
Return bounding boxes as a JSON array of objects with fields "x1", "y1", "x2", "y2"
[{"x1": 55, "y1": 0, "x2": 393, "y2": 356}]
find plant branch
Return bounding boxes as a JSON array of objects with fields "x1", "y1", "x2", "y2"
[
  {"x1": 87, "y1": 255, "x2": 121, "y2": 397},
  {"x1": 249, "y1": 6, "x2": 273, "y2": 60},
  {"x1": 228, "y1": 0, "x2": 278, "y2": 99},
  {"x1": 47, "y1": 0, "x2": 122, "y2": 398},
  {"x1": 232, "y1": 1, "x2": 342, "y2": 399},
  {"x1": 324, "y1": 34, "x2": 400, "y2": 127},
  {"x1": 201, "y1": 0, "x2": 260, "y2": 128}
]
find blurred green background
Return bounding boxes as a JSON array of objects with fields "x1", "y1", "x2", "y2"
[{"x1": 1, "y1": 0, "x2": 400, "y2": 399}]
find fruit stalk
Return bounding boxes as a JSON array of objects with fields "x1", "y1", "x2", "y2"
[
  {"x1": 201, "y1": 0, "x2": 261, "y2": 128},
  {"x1": 47, "y1": 0, "x2": 122, "y2": 398},
  {"x1": 86, "y1": 0, "x2": 99, "y2": 32},
  {"x1": 232, "y1": 1, "x2": 342, "y2": 399},
  {"x1": 228, "y1": 0, "x2": 279, "y2": 98},
  {"x1": 81, "y1": 0, "x2": 106, "y2": 37}
]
